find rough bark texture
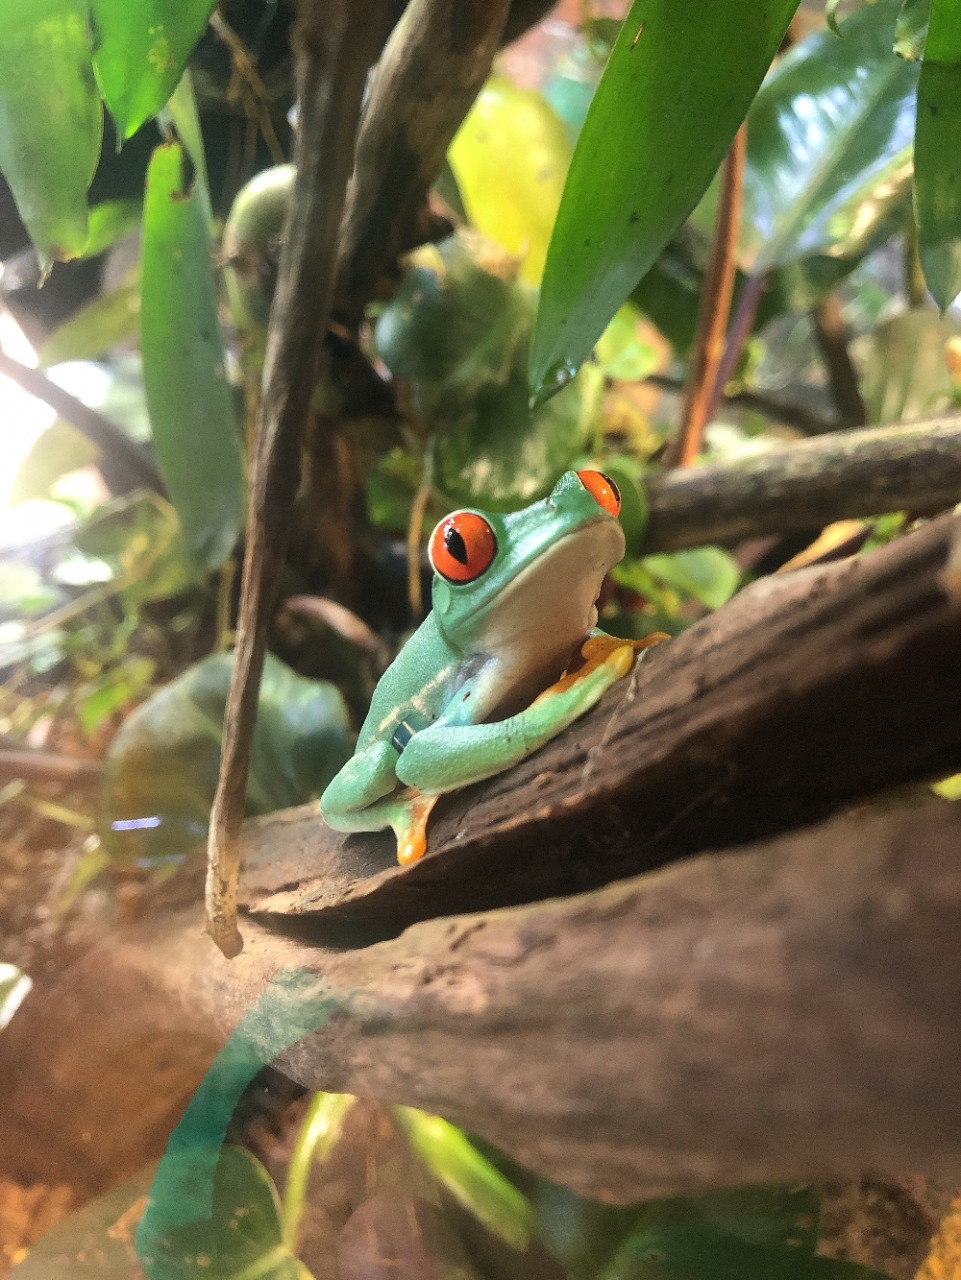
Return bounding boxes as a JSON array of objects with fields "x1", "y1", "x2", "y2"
[
  {"x1": 2, "y1": 801, "x2": 959, "y2": 1205},
  {"x1": 644, "y1": 417, "x2": 961, "y2": 552}
]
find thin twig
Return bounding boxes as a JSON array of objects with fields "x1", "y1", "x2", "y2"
[
  {"x1": 0, "y1": 349, "x2": 163, "y2": 495},
  {"x1": 705, "y1": 271, "x2": 767, "y2": 422},
  {"x1": 667, "y1": 124, "x2": 747, "y2": 467},
  {"x1": 204, "y1": 0, "x2": 394, "y2": 958},
  {"x1": 211, "y1": 11, "x2": 286, "y2": 166},
  {"x1": 812, "y1": 292, "x2": 867, "y2": 427},
  {"x1": 406, "y1": 479, "x2": 432, "y2": 622},
  {"x1": 0, "y1": 749, "x2": 102, "y2": 785}
]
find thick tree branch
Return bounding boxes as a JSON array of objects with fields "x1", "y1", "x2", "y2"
[
  {"x1": 644, "y1": 417, "x2": 961, "y2": 553},
  {"x1": 335, "y1": 0, "x2": 511, "y2": 319},
  {"x1": 2, "y1": 800, "x2": 958, "y2": 1203}
]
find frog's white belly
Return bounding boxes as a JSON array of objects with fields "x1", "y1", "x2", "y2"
[{"x1": 470, "y1": 518, "x2": 624, "y2": 720}]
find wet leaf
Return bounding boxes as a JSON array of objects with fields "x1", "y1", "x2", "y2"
[
  {"x1": 529, "y1": 0, "x2": 798, "y2": 400},
  {"x1": 733, "y1": 0, "x2": 918, "y2": 272},
  {"x1": 90, "y1": 0, "x2": 216, "y2": 140},
  {"x1": 97, "y1": 652, "x2": 352, "y2": 866},
  {"x1": 141, "y1": 142, "x2": 244, "y2": 571},
  {"x1": 913, "y1": 0, "x2": 961, "y2": 308},
  {"x1": 0, "y1": 0, "x2": 103, "y2": 268},
  {"x1": 448, "y1": 76, "x2": 571, "y2": 285}
]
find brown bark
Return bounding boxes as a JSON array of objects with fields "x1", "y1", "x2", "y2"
[{"x1": 2, "y1": 800, "x2": 959, "y2": 1205}]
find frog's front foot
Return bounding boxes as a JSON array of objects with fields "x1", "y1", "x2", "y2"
[{"x1": 534, "y1": 630, "x2": 669, "y2": 701}]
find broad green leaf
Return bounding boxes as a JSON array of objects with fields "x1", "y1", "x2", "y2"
[
  {"x1": 72, "y1": 491, "x2": 197, "y2": 607},
  {"x1": 0, "y1": 0, "x2": 103, "y2": 268},
  {"x1": 734, "y1": 0, "x2": 918, "y2": 272},
  {"x1": 913, "y1": 0, "x2": 961, "y2": 307},
  {"x1": 375, "y1": 232, "x2": 597, "y2": 509},
  {"x1": 37, "y1": 280, "x2": 141, "y2": 369},
  {"x1": 448, "y1": 77, "x2": 571, "y2": 285},
  {"x1": 97, "y1": 652, "x2": 352, "y2": 865},
  {"x1": 8, "y1": 1165, "x2": 156, "y2": 1280},
  {"x1": 894, "y1": 0, "x2": 930, "y2": 59},
  {"x1": 859, "y1": 307, "x2": 961, "y2": 422},
  {"x1": 141, "y1": 142, "x2": 245, "y2": 571},
  {"x1": 83, "y1": 198, "x2": 143, "y2": 258},
  {"x1": 603, "y1": 1223, "x2": 892, "y2": 1280},
  {"x1": 136, "y1": 1146, "x2": 302, "y2": 1280},
  {"x1": 534, "y1": 1183, "x2": 820, "y2": 1280},
  {"x1": 90, "y1": 0, "x2": 216, "y2": 140},
  {"x1": 393, "y1": 1108, "x2": 534, "y2": 1252},
  {"x1": 529, "y1": 0, "x2": 799, "y2": 401},
  {"x1": 643, "y1": 547, "x2": 741, "y2": 611},
  {"x1": 10, "y1": 421, "x2": 98, "y2": 505}
]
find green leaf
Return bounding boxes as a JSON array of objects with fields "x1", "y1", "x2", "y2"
[
  {"x1": 393, "y1": 1108, "x2": 534, "y2": 1253},
  {"x1": 529, "y1": 0, "x2": 799, "y2": 400},
  {"x1": 8, "y1": 1165, "x2": 157, "y2": 1280},
  {"x1": 859, "y1": 307, "x2": 961, "y2": 422},
  {"x1": 448, "y1": 76, "x2": 572, "y2": 285},
  {"x1": 913, "y1": 0, "x2": 961, "y2": 308},
  {"x1": 38, "y1": 280, "x2": 141, "y2": 368},
  {"x1": 602, "y1": 1223, "x2": 892, "y2": 1280},
  {"x1": 136, "y1": 1146, "x2": 302, "y2": 1280},
  {"x1": 84, "y1": 198, "x2": 143, "y2": 257},
  {"x1": 141, "y1": 142, "x2": 245, "y2": 571},
  {"x1": 894, "y1": 0, "x2": 930, "y2": 59},
  {"x1": 642, "y1": 547, "x2": 741, "y2": 610},
  {"x1": 97, "y1": 652, "x2": 352, "y2": 865},
  {"x1": 90, "y1": 0, "x2": 216, "y2": 140},
  {"x1": 734, "y1": 0, "x2": 919, "y2": 272},
  {"x1": 0, "y1": 0, "x2": 103, "y2": 268},
  {"x1": 73, "y1": 490, "x2": 198, "y2": 607}
]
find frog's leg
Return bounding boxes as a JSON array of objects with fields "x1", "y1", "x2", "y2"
[
  {"x1": 395, "y1": 642, "x2": 642, "y2": 795},
  {"x1": 319, "y1": 740, "x2": 438, "y2": 865}
]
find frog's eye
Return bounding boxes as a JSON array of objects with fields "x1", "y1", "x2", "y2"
[
  {"x1": 577, "y1": 469, "x2": 621, "y2": 517},
  {"x1": 429, "y1": 512, "x2": 498, "y2": 583}
]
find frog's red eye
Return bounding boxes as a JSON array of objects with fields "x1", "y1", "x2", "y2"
[
  {"x1": 429, "y1": 511, "x2": 497, "y2": 583},
  {"x1": 577, "y1": 469, "x2": 621, "y2": 517}
]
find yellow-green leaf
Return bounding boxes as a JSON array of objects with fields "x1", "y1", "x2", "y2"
[{"x1": 90, "y1": 0, "x2": 216, "y2": 140}]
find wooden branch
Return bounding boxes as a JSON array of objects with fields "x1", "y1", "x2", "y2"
[
  {"x1": 0, "y1": 749, "x2": 101, "y2": 785},
  {"x1": 3, "y1": 799, "x2": 958, "y2": 1203},
  {"x1": 0, "y1": 349, "x2": 163, "y2": 496},
  {"x1": 644, "y1": 417, "x2": 961, "y2": 553},
  {"x1": 335, "y1": 0, "x2": 512, "y2": 319},
  {"x1": 205, "y1": 0, "x2": 393, "y2": 956},
  {"x1": 667, "y1": 124, "x2": 746, "y2": 467}
]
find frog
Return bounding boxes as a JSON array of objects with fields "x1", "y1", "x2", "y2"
[{"x1": 320, "y1": 469, "x2": 665, "y2": 864}]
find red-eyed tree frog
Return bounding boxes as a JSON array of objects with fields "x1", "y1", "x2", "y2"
[{"x1": 320, "y1": 469, "x2": 665, "y2": 863}]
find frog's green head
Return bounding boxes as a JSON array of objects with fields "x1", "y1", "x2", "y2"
[{"x1": 428, "y1": 469, "x2": 626, "y2": 659}]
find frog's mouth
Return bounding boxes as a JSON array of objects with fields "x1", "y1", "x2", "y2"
[{"x1": 473, "y1": 516, "x2": 626, "y2": 709}]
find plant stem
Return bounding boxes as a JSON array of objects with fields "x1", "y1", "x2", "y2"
[
  {"x1": 282, "y1": 1091, "x2": 354, "y2": 1252},
  {"x1": 667, "y1": 123, "x2": 747, "y2": 467},
  {"x1": 811, "y1": 293, "x2": 866, "y2": 427},
  {"x1": 0, "y1": 349, "x2": 163, "y2": 495}
]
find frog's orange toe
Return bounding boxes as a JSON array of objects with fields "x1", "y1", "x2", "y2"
[{"x1": 395, "y1": 791, "x2": 439, "y2": 865}]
